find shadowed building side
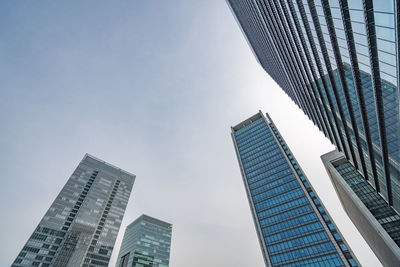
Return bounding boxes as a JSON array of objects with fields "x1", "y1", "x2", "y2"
[{"x1": 227, "y1": 0, "x2": 400, "y2": 262}]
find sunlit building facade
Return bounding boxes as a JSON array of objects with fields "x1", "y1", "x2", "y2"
[
  {"x1": 116, "y1": 214, "x2": 172, "y2": 267},
  {"x1": 231, "y1": 111, "x2": 358, "y2": 266},
  {"x1": 227, "y1": 0, "x2": 400, "y2": 263},
  {"x1": 12, "y1": 154, "x2": 135, "y2": 267}
]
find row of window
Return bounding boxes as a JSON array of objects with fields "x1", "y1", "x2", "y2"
[
  {"x1": 255, "y1": 188, "x2": 304, "y2": 213},
  {"x1": 336, "y1": 162, "x2": 400, "y2": 245},
  {"x1": 281, "y1": 252, "x2": 344, "y2": 267},
  {"x1": 250, "y1": 174, "x2": 295, "y2": 196},
  {"x1": 253, "y1": 180, "x2": 300, "y2": 204},
  {"x1": 257, "y1": 196, "x2": 309, "y2": 220},
  {"x1": 262, "y1": 212, "x2": 318, "y2": 237},
  {"x1": 248, "y1": 168, "x2": 292, "y2": 189},
  {"x1": 241, "y1": 140, "x2": 278, "y2": 165},
  {"x1": 271, "y1": 122, "x2": 358, "y2": 263},
  {"x1": 246, "y1": 158, "x2": 289, "y2": 183},
  {"x1": 264, "y1": 221, "x2": 322, "y2": 244},
  {"x1": 83, "y1": 178, "x2": 119, "y2": 266},
  {"x1": 237, "y1": 134, "x2": 276, "y2": 156},
  {"x1": 237, "y1": 130, "x2": 275, "y2": 153},
  {"x1": 268, "y1": 231, "x2": 329, "y2": 254},
  {"x1": 259, "y1": 203, "x2": 313, "y2": 227},
  {"x1": 290, "y1": 0, "x2": 398, "y2": 171},
  {"x1": 242, "y1": 144, "x2": 282, "y2": 169},
  {"x1": 270, "y1": 241, "x2": 335, "y2": 265},
  {"x1": 236, "y1": 125, "x2": 270, "y2": 149},
  {"x1": 245, "y1": 150, "x2": 284, "y2": 173},
  {"x1": 247, "y1": 158, "x2": 289, "y2": 181},
  {"x1": 234, "y1": 117, "x2": 265, "y2": 136}
]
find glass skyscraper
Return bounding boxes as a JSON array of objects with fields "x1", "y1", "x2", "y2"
[
  {"x1": 231, "y1": 111, "x2": 358, "y2": 266},
  {"x1": 12, "y1": 154, "x2": 135, "y2": 267},
  {"x1": 227, "y1": 0, "x2": 400, "y2": 264},
  {"x1": 322, "y1": 150, "x2": 400, "y2": 265},
  {"x1": 227, "y1": 0, "x2": 400, "y2": 216},
  {"x1": 115, "y1": 214, "x2": 172, "y2": 267}
]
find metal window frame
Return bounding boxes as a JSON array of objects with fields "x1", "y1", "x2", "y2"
[
  {"x1": 239, "y1": 0, "x2": 307, "y2": 114},
  {"x1": 306, "y1": 0, "x2": 358, "y2": 168},
  {"x1": 362, "y1": 0, "x2": 392, "y2": 204},
  {"x1": 294, "y1": 0, "x2": 348, "y2": 155},
  {"x1": 320, "y1": 0, "x2": 368, "y2": 178},
  {"x1": 338, "y1": 0, "x2": 380, "y2": 190},
  {"x1": 285, "y1": 0, "x2": 339, "y2": 145},
  {"x1": 265, "y1": 0, "x2": 332, "y2": 140},
  {"x1": 250, "y1": 0, "x2": 318, "y2": 125}
]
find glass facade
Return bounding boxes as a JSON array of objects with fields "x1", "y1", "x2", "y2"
[
  {"x1": 115, "y1": 215, "x2": 172, "y2": 267},
  {"x1": 322, "y1": 150, "x2": 400, "y2": 265},
  {"x1": 334, "y1": 160, "x2": 400, "y2": 247},
  {"x1": 12, "y1": 154, "x2": 135, "y2": 267},
  {"x1": 227, "y1": 0, "x2": 400, "y2": 216},
  {"x1": 231, "y1": 112, "x2": 358, "y2": 266}
]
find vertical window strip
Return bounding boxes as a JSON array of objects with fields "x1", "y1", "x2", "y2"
[{"x1": 362, "y1": 0, "x2": 393, "y2": 204}]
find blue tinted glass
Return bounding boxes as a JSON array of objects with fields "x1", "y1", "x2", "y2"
[
  {"x1": 348, "y1": 0, "x2": 363, "y2": 9},
  {"x1": 350, "y1": 10, "x2": 364, "y2": 22},
  {"x1": 233, "y1": 115, "x2": 357, "y2": 266},
  {"x1": 373, "y1": 0, "x2": 394, "y2": 12},
  {"x1": 376, "y1": 26, "x2": 395, "y2": 41},
  {"x1": 377, "y1": 39, "x2": 396, "y2": 54},
  {"x1": 374, "y1": 12, "x2": 395, "y2": 28}
]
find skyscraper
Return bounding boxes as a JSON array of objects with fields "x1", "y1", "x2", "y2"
[
  {"x1": 227, "y1": 0, "x2": 400, "y2": 213},
  {"x1": 227, "y1": 0, "x2": 400, "y2": 262},
  {"x1": 12, "y1": 154, "x2": 135, "y2": 267},
  {"x1": 115, "y1": 214, "x2": 172, "y2": 267},
  {"x1": 231, "y1": 111, "x2": 358, "y2": 266},
  {"x1": 322, "y1": 150, "x2": 400, "y2": 266}
]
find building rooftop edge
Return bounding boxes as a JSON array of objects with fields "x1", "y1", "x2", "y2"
[
  {"x1": 232, "y1": 111, "x2": 264, "y2": 132},
  {"x1": 231, "y1": 111, "x2": 273, "y2": 132},
  {"x1": 127, "y1": 214, "x2": 172, "y2": 229},
  {"x1": 83, "y1": 153, "x2": 136, "y2": 179}
]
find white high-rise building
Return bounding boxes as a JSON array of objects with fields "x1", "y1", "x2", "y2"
[{"x1": 12, "y1": 154, "x2": 135, "y2": 267}]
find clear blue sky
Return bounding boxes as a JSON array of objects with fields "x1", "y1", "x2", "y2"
[{"x1": 0, "y1": 1, "x2": 380, "y2": 266}]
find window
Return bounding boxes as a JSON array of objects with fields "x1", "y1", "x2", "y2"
[
  {"x1": 333, "y1": 233, "x2": 341, "y2": 240},
  {"x1": 340, "y1": 243, "x2": 348, "y2": 251},
  {"x1": 349, "y1": 258, "x2": 357, "y2": 266},
  {"x1": 99, "y1": 248, "x2": 108, "y2": 255},
  {"x1": 119, "y1": 252, "x2": 130, "y2": 267}
]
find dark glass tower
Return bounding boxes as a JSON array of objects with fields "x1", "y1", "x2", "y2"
[
  {"x1": 12, "y1": 154, "x2": 135, "y2": 267},
  {"x1": 227, "y1": 0, "x2": 400, "y2": 219},
  {"x1": 227, "y1": 0, "x2": 400, "y2": 263},
  {"x1": 115, "y1": 214, "x2": 172, "y2": 267},
  {"x1": 231, "y1": 111, "x2": 358, "y2": 266}
]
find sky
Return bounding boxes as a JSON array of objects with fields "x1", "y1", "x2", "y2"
[{"x1": 0, "y1": 1, "x2": 381, "y2": 266}]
